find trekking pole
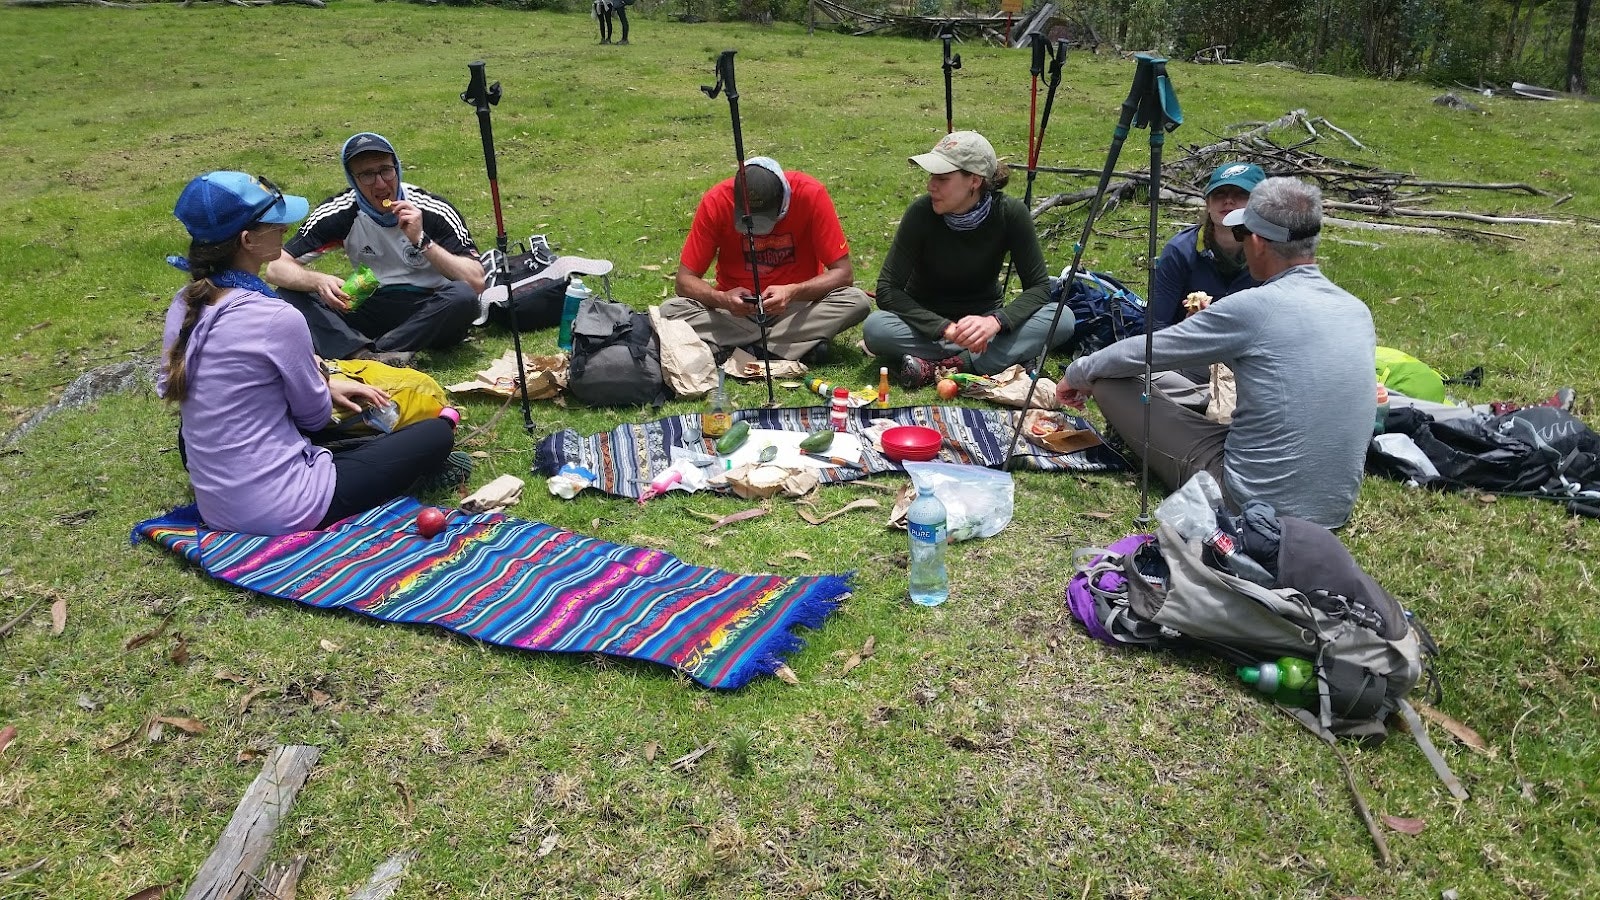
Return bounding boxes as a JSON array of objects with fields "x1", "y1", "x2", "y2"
[
  {"x1": 1128, "y1": 54, "x2": 1182, "y2": 528},
  {"x1": 1002, "y1": 35, "x2": 1064, "y2": 295},
  {"x1": 940, "y1": 23, "x2": 961, "y2": 133},
  {"x1": 461, "y1": 60, "x2": 536, "y2": 435},
  {"x1": 701, "y1": 49, "x2": 776, "y2": 407},
  {"x1": 999, "y1": 54, "x2": 1180, "y2": 490}
]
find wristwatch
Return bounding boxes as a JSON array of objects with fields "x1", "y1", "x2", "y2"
[{"x1": 406, "y1": 233, "x2": 433, "y2": 259}]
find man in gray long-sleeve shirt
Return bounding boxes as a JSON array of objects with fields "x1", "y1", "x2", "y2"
[{"x1": 1058, "y1": 177, "x2": 1376, "y2": 528}]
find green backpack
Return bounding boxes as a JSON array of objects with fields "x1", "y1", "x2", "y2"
[{"x1": 1376, "y1": 346, "x2": 1446, "y2": 403}]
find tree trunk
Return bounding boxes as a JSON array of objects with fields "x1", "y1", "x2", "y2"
[{"x1": 1569, "y1": 0, "x2": 1591, "y2": 94}]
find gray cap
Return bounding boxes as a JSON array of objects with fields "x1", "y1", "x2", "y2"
[{"x1": 909, "y1": 131, "x2": 997, "y2": 179}]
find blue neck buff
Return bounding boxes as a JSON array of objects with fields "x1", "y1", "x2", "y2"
[
  {"x1": 166, "y1": 256, "x2": 279, "y2": 298},
  {"x1": 342, "y1": 132, "x2": 404, "y2": 227},
  {"x1": 943, "y1": 191, "x2": 994, "y2": 232}
]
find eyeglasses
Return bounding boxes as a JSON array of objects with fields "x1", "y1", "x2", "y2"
[
  {"x1": 1230, "y1": 223, "x2": 1252, "y2": 243},
  {"x1": 353, "y1": 165, "x2": 399, "y2": 186}
]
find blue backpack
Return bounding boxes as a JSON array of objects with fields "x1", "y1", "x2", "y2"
[{"x1": 1048, "y1": 269, "x2": 1147, "y2": 355}]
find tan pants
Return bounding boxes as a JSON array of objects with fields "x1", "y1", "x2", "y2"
[
  {"x1": 1091, "y1": 375, "x2": 1231, "y2": 503},
  {"x1": 659, "y1": 286, "x2": 870, "y2": 360}
]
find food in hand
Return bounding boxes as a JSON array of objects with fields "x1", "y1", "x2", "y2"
[
  {"x1": 936, "y1": 378, "x2": 960, "y2": 401},
  {"x1": 415, "y1": 507, "x2": 446, "y2": 538},
  {"x1": 382, "y1": 199, "x2": 394, "y2": 208},
  {"x1": 1183, "y1": 291, "x2": 1213, "y2": 314}
]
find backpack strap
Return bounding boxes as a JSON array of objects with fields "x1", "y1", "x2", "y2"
[{"x1": 1395, "y1": 699, "x2": 1469, "y2": 800}]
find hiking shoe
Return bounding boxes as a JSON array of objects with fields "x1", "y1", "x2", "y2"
[
  {"x1": 412, "y1": 450, "x2": 473, "y2": 495},
  {"x1": 799, "y1": 342, "x2": 831, "y2": 367},
  {"x1": 1543, "y1": 387, "x2": 1577, "y2": 412},
  {"x1": 898, "y1": 353, "x2": 964, "y2": 389}
]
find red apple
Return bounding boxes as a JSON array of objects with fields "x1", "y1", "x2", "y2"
[
  {"x1": 936, "y1": 378, "x2": 959, "y2": 401},
  {"x1": 415, "y1": 507, "x2": 447, "y2": 538}
]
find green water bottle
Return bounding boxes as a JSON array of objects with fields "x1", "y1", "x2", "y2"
[
  {"x1": 1237, "y1": 657, "x2": 1315, "y2": 707},
  {"x1": 342, "y1": 265, "x2": 380, "y2": 309}
]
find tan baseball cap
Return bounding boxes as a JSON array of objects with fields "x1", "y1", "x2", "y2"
[{"x1": 910, "y1": 131, "x2": 997, "y2": 179}]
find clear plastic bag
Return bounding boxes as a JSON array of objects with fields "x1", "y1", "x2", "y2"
[
  {"x1": 1155, "y1": 470, "x2": 1223, "y2": 541},
  {"x1": 904, "y1": 462, "x2": 1014, "y2": 542}
]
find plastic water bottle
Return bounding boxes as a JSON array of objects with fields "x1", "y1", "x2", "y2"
[
  {"x1": 907, "y1": 483, "x2": 950, "y2": 606},
  {"x1": 1237, "y1": 657, "x2": 1315, "y2": 707},
  {"x1": 1374, "y1": 384, "x2": 1390, "y2": 435},
  {"x1": 557, "y1": 277, "x2": 589, "y2": 353}
]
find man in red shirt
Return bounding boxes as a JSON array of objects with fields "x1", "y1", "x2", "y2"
[{"x1": 663, "y1": 157, "x2": 869, "y2": 362}]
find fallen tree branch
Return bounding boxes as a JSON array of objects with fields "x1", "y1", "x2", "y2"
[{"x1": 183, "y1": 745, "x2": 321, "y2": 900}]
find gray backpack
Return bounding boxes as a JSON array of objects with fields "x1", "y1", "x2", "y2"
[
  {"x1": 1070, "y1": 520, "x2": 1453, "y2": 753},
  {"x1": 566, "y1": 297, "x2": 668, "y2": 408}
]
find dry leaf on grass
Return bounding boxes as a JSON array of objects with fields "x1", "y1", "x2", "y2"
[
  {"x1": 213, "y1": 670, "x2": 248, "y2": 684},
  {"x1": 76, "y1": 694, "x2": 101, "y2": 712},
  {"x1": 238, "y1": 686, "x2": 273, "y2": 716},
  {"x1": 394, "y1": 780, "x2": 415, "y2": 820},
  {"x1": 318, "y1": 638, "x2": 341, "y2": 652},
  {"x1": 796, "y1": 498, "x2": 881, "y2": 526},
  {"x1": 841, "y1": 653, "x2": 864, "y2": 675},
  {"x1": 537, "y1": 833, "x2": 560, "y2": 858},
  {"x1": 122, "y1": 882, "x2": 177, "y2": 900},
  {"x1": 49, "y1": 596, "x2": 65, "y2": 635},
  {"x1": 154, "y1": 716, "x2": 205, "y2": 736},
  {"x1": 168, "y1": 635, "x2": 189, "y2": 667},
  {"x1": 772, "y1": 664, "x2": 800, "y2": 685},
  {"x1": 1381, "y1": 815, "x2": 1425, "y2": 835},
  {"x1": 0, "y1": 724, "x2": 16, "y2": 755},
  {"x1": 708, "y1": 507, "x2": 768, "y2": 530},
  {"x1": 1415, "y1": 702, "x2": 1493, "y2": 756},
  {"x1": 669, "y1": 744, "x2": 716, "y2": 773},
  {"x1": 783, "y1": 550, "x2": 813, "y2": 562},
  {"x1": 123, "y1": 614, "x2": 173, "y2": 652},
  {"x1": 1080, "y1": 510, "x2": 1114, "y2": 520},
  {"x1": 644, "y1": 740, "x2": 659, "y2": 763}
]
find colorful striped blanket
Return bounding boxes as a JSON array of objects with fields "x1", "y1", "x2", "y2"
[
  {"x1": 535, "y1": 404, "x2": 1124, "y2": 500},
  {"x1": 131, "y1": 498, "x2": 849, "y2": 689}
]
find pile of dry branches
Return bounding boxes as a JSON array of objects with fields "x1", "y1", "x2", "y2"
[{"x1": 1028, "y1": 109, "x2": 1591, "y2": 243}]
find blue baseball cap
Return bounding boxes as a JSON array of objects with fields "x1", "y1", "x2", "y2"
[
  {"x1": 174, "y1": 171, "x2": 308, "y2": 244},
  {"x1": 1205, "y1": 162, "x2": 1265, "y2": 196}
]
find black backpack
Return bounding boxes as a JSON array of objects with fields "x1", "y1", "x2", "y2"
[
  {"x1": 566, "y1": 297, "x2": 669, "y2": 408},
  {"x1": 480, "y1": 236, "x2": 569, "y2": 332}
]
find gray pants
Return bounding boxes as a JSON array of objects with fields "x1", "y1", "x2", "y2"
[
  {"x1": 1090, "y1": 375, "x2": 1231, "y2": 503},
  {"x1": 861, "y1": 304, "x2": 1075, "y2": 375},
  {"x1": 659, "y1": 286, "x2": 871, "y2": 360}
]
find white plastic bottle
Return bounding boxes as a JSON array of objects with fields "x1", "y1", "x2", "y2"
[{"x1": 907, "y1": 483, "x2": 950, "y2": 606}]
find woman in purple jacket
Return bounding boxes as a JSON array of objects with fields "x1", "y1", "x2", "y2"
[{"x1": 161, "y1": 171, "x2": 456, "y2": 535}]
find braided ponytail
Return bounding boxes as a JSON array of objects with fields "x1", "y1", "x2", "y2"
[{"x1": 162, "y1": 238, "x2": 240, "y2": 403}]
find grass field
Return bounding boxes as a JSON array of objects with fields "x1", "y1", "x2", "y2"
[{"x1": 1, "y1": 3, "x2": 1597, "y2": 898}]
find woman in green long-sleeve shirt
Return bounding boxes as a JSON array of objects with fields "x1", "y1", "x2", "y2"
[{"x1": 866, "y1": 131, "x2": 1074, "y2": 389}]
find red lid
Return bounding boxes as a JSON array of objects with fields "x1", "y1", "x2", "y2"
[{"x1": 833, "y1": 387, "x2": 849, "y2": 398}]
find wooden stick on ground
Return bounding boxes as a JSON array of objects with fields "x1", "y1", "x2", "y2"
[{"x1": 183, "y1": 745, "x2": 321, "y2": 900}]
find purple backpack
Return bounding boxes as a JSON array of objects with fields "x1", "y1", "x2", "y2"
[{"x1": 1065, "y1": 533, "x2": 1162, "y2": 647}]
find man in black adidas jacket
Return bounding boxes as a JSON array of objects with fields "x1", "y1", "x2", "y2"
[{"x1": 267, "y1": 132, "x2": 486, "y2": 364}]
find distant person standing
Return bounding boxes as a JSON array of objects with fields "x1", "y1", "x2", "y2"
[{"x1": 595, "y1": 0, "x2": 631, "y2": 44}]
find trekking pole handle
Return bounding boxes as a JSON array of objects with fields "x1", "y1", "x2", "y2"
[
  {"x1": 701, "y1": 50, "x2": 737, "y2": 101},
  {"x1": 1029, "y1": 33, "x2": 1046, "y2": 77},
  {"x1": 1049, "y1": 39, "x2": 1068, "y2": 85}
]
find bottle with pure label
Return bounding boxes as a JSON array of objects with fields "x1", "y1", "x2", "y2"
[
  {"x1": 702, "y1": 370, "x2": 731, "y2": 438},
  {"x1": 557, "y1": 277, "x2": 590, "y2": 353},
  {"x1": 907, "y1": 483, "x2": 950, "y2": 606}
]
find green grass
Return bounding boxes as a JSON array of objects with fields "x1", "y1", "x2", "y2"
[{"x1": 2, "y1": 4, "x2": 1598, "y2": 898}]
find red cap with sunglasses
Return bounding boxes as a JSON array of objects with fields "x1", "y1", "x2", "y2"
[{"x1": 174, "y1": 171, "x2": 309, "y2": 245}]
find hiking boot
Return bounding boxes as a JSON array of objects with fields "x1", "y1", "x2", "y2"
[
  {"x1": 898, "y1": 353, "x2": 964, "y2": 390},
  {"x1": 412, "y1": 450, "x2": 473, "y2": 495}
]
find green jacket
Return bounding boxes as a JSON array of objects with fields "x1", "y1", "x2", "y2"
[{"x1": 874, "y1": 192, "x2": 1051, "y2": 340}]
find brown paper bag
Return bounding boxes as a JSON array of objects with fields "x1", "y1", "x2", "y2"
[
  {"x1": 650, "y1": 306, "x2": 718, "y2": 399},
  {"x1": 446, "y1": 349, "x2": 565, "y2": 400},
  {"x1": 962, "y1": 364, "x2": 1061, "y2": 410}
]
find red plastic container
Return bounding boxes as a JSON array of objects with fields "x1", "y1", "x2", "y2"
[{"x1": 881, "y1": 425, "x2": 943, "y2": 462}]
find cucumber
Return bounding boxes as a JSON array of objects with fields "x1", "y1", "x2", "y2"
[
  {"x1": 715, "y1": 420, "x2": 750, "y2": 455},
  {"x1": 798, "y1": 428, "x2": 835, "y2": 453}
]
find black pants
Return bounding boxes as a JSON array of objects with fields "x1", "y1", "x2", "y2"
[
  {"x1": 318, "y1": 417, "x2": 454, "y2": 528},
  {"x1": 281, "y1": 282, "x2": 479, "y2": 360}
]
